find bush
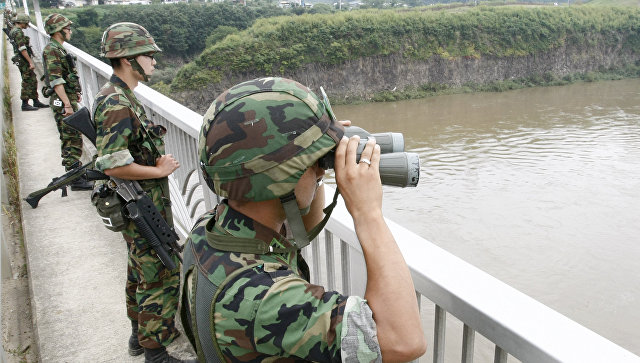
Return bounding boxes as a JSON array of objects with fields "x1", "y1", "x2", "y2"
[
  {"x1": 171, "y1": 6, "x2": 640, "y2": 91},
  {"x1": 205, "y1": 26, "x2": 239, "y2": 48}
]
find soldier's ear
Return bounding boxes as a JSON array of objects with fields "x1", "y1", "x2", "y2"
[{"x1": 121, "y1": 58, "x2": 132, "y2": 68}]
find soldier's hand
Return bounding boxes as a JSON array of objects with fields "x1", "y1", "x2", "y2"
[
  {"x1": 28, "y1": 62, "x2": 34, "y2": 70},
  {"x1": 62, "y1": 105, "x2": 74, "y2": 116},
  {"x1": 155, "y1": 154, "x2": 180, "y2": 177},
  {"x1": 77, "y1": 93, "x2": 82, "y2": 103},
  {"x1": 334, "y1": 135, "x2": 382, "y2": 221}
]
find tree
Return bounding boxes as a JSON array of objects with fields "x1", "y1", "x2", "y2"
[
  {"x1": 205, "y1": 26, "x2": 239, "y2": 48},
  {"x1": 76, "y1": 8, "x2": 98, "y2": 27}
]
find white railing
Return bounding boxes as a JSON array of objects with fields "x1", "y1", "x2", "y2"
[{"x1": 25, "y1": 25, "x2": 640, "y2": 363}]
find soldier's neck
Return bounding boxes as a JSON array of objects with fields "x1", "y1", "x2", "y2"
[
  {"x1": 52, "y1": 33, "x2": 65, "y2": 45},
  {"x1": 113, "y1": 68, "x2": 139, "y2": 91},
  {"x1": 228, "y1": 199, "x2": 286, "y2": 233}
]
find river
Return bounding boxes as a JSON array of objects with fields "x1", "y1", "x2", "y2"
[{"x1": 332, "y1": 78, "x2": 640, "y2": 357}]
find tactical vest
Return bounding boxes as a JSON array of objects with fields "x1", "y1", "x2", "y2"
[
  {"x1": 181, "y1": 238, "x2": 256, "y2": 362},
  {"x1": 180, "y1": 212, "x2": 311, "y2": 362}
]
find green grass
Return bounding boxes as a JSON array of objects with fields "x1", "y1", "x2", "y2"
[{"x1": 585, "y1": 0, "x2": 640, "y2": 6}]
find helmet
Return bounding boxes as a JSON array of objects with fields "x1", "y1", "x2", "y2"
[
  {"x1": 199, "y1": 77, "x2": 343, "y2": 202},
  {"x1": 14, "y1": 13, "x2": 30, "y2": 24},
  {"x1": 44, "y1": 13, "x2": 71, "y2": 34},
  {"x1": 100, "y1": 22, "x2": 161, "y2": 59}
]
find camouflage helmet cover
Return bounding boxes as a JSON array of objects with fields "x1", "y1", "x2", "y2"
[
  {"x1": 100, "y1": 22, "x2": 161, "y2": 59},
  {"x1": 199, "y1": 77, "x2": 344, "y2": 202},
  {"x1": 44, "y1": 13, "x2": 71, "y2": 34},
  {"x1": 14, "y1": 13, "x2": 30, "y2": 24}
]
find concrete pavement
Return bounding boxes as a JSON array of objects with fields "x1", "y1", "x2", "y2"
[{"x1": 8, "y1": 45, "x2": 195, "y2": 362}]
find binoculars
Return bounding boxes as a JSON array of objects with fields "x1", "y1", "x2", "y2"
[{"x1": 317, "y1": 126, "x2": 420, "y2": 188}]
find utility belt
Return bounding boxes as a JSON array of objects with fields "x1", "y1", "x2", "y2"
[{"x1": 92, "y1": 176, "x2": 170, "y2": 232}]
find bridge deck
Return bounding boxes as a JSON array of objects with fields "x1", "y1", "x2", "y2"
[{"x1": 7, "y1": 42, "x2": 195, "y2": 362}]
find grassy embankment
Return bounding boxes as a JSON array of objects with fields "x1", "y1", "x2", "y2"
[
  {"x1": 171, "y1": 5, "x2": 640, "y2": 104},
  {"x1": 3, "y1": 40, "x2": 21, "y2": 234}
]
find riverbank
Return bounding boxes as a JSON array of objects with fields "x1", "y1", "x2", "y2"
[
  {"x1": 171, "y1": 6, "x2": 640, "y2": 113},
  {"x1": 363, "y1": 63, "x2": 640, "y2": 104}
]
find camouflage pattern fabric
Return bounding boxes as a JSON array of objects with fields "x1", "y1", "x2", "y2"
[
  {"x1": 9, "y1": 26, "x2": 37, "y2": 100},
  {"x1": 43, "y1": 13, "x2": 71, "y2": 35},
  {"x1": 42, "y1": 38, "x2": 83, "y2": 169},
  {"x1": 100, "y1": 22, "x2": 161, "y2": 59},
  {"x1": 182, "y1": 202, "x2": 382, "y2": 361},
  {"x1": 199, "y1": 77, "x2": 343, "y2": 203},
  {"x1": 94, "y1": 74, "x2": 179, "y2": 349},
  {"x1": 4, "y1": 10, "x2": 14, "y2": 32}
]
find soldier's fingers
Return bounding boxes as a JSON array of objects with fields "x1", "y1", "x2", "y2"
[
  {"x1": 345, "y1": 135, "x2": 360, "y2": 166},
  {"x1": 358, "y1": 137, "x2": 376, "y2": 168},
  {"x1": 333, "y1": 136, "x2": 348, "y2": 172}
]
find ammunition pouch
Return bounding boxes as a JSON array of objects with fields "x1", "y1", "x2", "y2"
[
  {"x1": 11, "y1": 54, "x2": 20, "y2": 66},
  {"x1": 41, "y1": 85, "x2": 54, "y2": 97},
  {"x1": 91, "y1": 183, "x2": 128, "y2": 232}
]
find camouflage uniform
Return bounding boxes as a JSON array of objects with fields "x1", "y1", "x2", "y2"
[
  {"x1": 182, "y1": 77, "x2": 382, "y2": 362},
  {"x1": 3, "y1": 9, "x2": 14, "y2": 33},
  {"x1": 94, "y1": 74, "x2": 180, "y2": 350},
  {"x1": 9, "y1": 25, "x2": 38, "y2": 101},
  {"x1": 42, "y1": 20, "x2": 83, "y2": 170}
]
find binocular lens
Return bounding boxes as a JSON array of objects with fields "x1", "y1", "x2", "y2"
[{"x1": 377, "y1": 152, "x2": 421, "y2": 188}]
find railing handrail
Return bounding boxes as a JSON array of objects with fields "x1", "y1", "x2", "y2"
[{"x1": 23, "y1": 23, "x2": 640, "y2": 363}]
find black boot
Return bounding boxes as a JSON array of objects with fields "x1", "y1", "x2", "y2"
[
  {"x1": 21, "y1": 100, "x2": 38, "y2": 111},
  {"x1": 128, "y1": 320, "x2": 144, "y2": 356},
  {"x1": 144, "y1": 347, "x2": 197, "y2": 363},
  {"x1": 32, "y1": 99, "x2": 49, "y2": 108}
]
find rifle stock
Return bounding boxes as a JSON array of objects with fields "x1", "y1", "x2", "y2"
[
  {"x1": 24, "y1": 162, "x2": 92, "y2": 208},
  {"x1": 63, "y1": 107, "x2": 95, "y2": 146}
]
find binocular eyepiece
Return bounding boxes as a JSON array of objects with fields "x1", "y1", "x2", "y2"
[{"x1": 317, "y1": 126, "x2": 420, "y2": 188}]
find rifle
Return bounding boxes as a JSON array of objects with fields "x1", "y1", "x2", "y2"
[
  {"x1": 23, "y1": 161, "x2": 104, "y2": 209},
  {"x1": 63, "y1": 107, "x2": 182, "y2": 269},
  {"x1": 23, "y1": 108, "x2": 101, "y2": 208},
  {"x1": 110, "y1": 176, "x2": 180, "y2": 269}
]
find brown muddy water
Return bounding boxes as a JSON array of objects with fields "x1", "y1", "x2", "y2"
[{"x1": 331, "y1": 78, "x2": 640, "y2": 357}]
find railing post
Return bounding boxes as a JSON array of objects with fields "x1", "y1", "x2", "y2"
[
  {"x1": 494, "y1": 346, "x2": 508, "y2": 363},
  {"x1": 325, "y1": 230, "x2": 335, "y2": 291},
  {"x1": 434, "y1": 305, "x2": 446, "y2": 363},
  {"x1": 462, "y1": 324, "x2": 475, "y2": 363}
]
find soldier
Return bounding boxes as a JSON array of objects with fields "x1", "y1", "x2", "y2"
[
  {"x1": 94, "y1": 22, "x2": 194, "y2": 363},
  {"x1": 42, "y1": 14, "x2": 92, "y2": 189},
  {"x1": 181, "y1": 77, "x2": 427, "y2": 361},
  {"x1": 3, "y1": 8, "x2": 14, "y2": 35},
  {"x1": 9, "y1": 13, "x2": 49, "y2": 111}
]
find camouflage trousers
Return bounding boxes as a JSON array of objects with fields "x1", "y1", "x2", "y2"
[
  {"x1": 122, "y1": 182, "x2": 180, "y2": 349},
  {"x1": 16, "y1": 59, "x2": 37, "y2": 100},
  {"x1": 50, "y1": 95, "x2": 83, "y2": 170}
]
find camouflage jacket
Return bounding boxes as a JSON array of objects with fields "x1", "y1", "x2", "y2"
[
  {"x1": 94, "y1": 74, "x2": 166, "y2": 173},
  {"x1": 42, "y1": 38, "x2": 81, "y2": 95},
  {"x1": 9, "y1": 26, "x2": 30, "y2": 57},
  {"x1": 182, "y1": 201, "x2": 382, "y2": 362}
]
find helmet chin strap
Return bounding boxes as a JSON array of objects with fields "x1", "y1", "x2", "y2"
[
  {"x1": 128, "y1": 58, "x2": 149, "y2": 82},
  {"x1": 279, "y1": 187, "x2": 341, "y2": 250}
]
